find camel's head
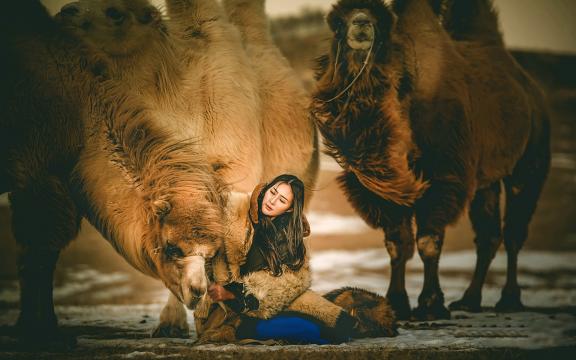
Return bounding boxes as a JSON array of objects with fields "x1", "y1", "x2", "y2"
[
  {"x1": 327, "y1": 0, "x2": 396, "y2": 51},
  {"x1": 146, "y1": 190, "x2": 227, "y2": 310},
  {"x1": 55, "y1": 0, "x2": 166, "y2": 57}
]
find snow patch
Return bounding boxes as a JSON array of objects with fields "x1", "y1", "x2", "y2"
[
  {"x1": 552, "y1": 153, "x2": 576, "y2": 169},
  {"x1": 306, "y1": 212, "x2": 371, "y2": 235}
]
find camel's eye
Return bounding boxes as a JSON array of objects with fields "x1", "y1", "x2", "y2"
[{"x1": 164, "y1": 243, "x2": 184, "y2": 258}]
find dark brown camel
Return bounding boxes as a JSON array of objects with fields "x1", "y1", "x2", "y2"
[{"x1": 312, "y1": 0, "x2": 550, "y2": 320}]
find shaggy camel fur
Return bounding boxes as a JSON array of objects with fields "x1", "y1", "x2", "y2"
[
  {"x1": 56, "y1": 0, "x2": 320, "y2": 337},
  {"x1": 1, "y1": 0, "x2": 230, "y2": 343},
  {"x1": 57, "y1": 0, "x2": 263, "y2": 193},
  {"x1": 312, "y1": 0, "x2": 550, "y2": 320},
  {"x1": 222, "y1": 0, "x2": 319, "y2": 198}
]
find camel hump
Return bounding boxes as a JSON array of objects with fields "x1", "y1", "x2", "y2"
[{"x1": 441, "y1": 0, "x2": 503, "y2": 43}]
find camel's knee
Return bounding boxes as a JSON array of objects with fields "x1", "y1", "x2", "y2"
[
  {"x1": 385, "y1": 239, "x2": 413, "y2": 263},
  {"x1": 417, "y1": 234, "x2": 442, "y2": 259}
]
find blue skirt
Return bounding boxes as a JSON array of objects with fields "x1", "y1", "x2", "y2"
[{"x1": 236, "y1": 312, "x2": 353, "y2": 345}]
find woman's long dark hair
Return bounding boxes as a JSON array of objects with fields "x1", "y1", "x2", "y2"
[{"x1": 256, "y1": 174, "x2": 307, "y2": 276}]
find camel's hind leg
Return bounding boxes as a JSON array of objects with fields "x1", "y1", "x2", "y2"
[
  {"x1": 450, "y1": 181, "x2": 502, "y2": 312},
  {"x1": 496, "y1": 138, "x2": 550, "y2": 312},
  {"x1": 9, "y1": 176, "x2": 81, "y2": 345}
]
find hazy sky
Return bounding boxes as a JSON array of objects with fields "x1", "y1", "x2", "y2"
[{"x1": 41, "y1": 0, "x2": 576, "y2": 54}]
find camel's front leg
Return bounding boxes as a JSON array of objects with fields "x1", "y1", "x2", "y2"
[
  {"x1": 10, "y1": 177, "x2": 81, "y2": 347},
  {"x1": 413, "y1": 178, "x2": 470, "y2": 320},
  {"x1": 152, "y1": 292, "x2": 190, "y2": 338}
]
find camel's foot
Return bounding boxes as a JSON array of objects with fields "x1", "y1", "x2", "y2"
[
  {"x1": 15, "y1": 317, "x2": 76, "y2": 350},
  {"x1": 495, "y1": 289, "x2": 525, "y2": 313},
  {"x1": 151, "y1": 322, "x2": 190, "y2": 338},
  {"x1": 413, "y1": 292, "x2": 451, "y2": 320},
  {"x1": 386, "y1": 291, "x2": 411, "y2": 320},
  {"x1": 195, "y1": 325, "x2": 237, "y2": 345},
  {"x1": 449, "y1": 293, "x2": 482, "y2": 312}
]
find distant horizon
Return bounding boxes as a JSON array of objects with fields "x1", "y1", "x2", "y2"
[{"x1": 40, "y1": 0, "x2": 576, "y2": 55}]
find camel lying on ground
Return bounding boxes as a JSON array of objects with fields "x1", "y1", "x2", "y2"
[{"x1": 312, "y1": 0, "x2": 549, "y2": 320}]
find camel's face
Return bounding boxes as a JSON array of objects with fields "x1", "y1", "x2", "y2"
[
  {"x1": 56, "y1": 0, "x2": 164, "y2": 57},
  {"x1": 149, "y1": 196, "x2": 225, "y2": 309},
  {"x1": 345, "y1": 9, "x2": 377, "y2": 50},
  {"x1": 327, "y1": 0, "x2": 396, "y2": 53}
]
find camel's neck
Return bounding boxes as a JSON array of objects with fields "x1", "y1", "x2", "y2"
[
  {"x1": 73, "y1": 140, "x2": 156, "y2": 276},
  {"x1": 72, "y1": 87, "x2": 212, "y2": 278}
]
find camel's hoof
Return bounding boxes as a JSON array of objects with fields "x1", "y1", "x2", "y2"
[
  {"x1": 449, "y1": 297, "x2": 482, "y2": 312},
  {"x1": 495, "y1": 296, "x2": 525, "y2": 313},
  {"x1": 412, "y1": 302, "x2": 451, "y2": 321},
  {"x1": 151, "y1": 323, "x2": 190, "y2": 338},
  {"x1": 386, "y1": 292, "x2": 411, "y2": 320},
  {"x1": 15, "y1": 325, "x2": 77, "y2": 350}
]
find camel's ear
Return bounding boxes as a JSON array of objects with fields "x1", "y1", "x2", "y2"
[
  {"x1": 152, "y1": 199, "x2": 172, "y2": 221},
  {"x1": 249, "y1": 183, "x2": 267, "y2": 224},
  {"x1": 326, "y1": 8, "x2": 345, "y2": 37},
  {"x1": 375, "y1": 3, "x2": 397, "y2": 42}
]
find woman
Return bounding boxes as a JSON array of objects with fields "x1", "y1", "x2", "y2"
[{"x1": 201, "y1": 174, "x2": 356, "y2": 344}]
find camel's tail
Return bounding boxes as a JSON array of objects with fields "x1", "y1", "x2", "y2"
[
  {"x1": 440, "y1": 0, "x2": 503, "y2": 44},
  {"x1": 323, "y1": 287, "x2": 397, "y2": 338}
]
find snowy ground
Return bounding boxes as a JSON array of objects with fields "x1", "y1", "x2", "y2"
[{"x1": 1, "y1": 248, "x2": 575, "y2": 359}]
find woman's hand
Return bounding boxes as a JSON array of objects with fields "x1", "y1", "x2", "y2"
[{"x1": 208, "y1": 284, "x2": 236, "y2": 302}]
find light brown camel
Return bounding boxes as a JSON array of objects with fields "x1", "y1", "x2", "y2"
[
  {"x1": 1, "y1": 0, "x2": 230, "y2": 344},
  {"x1": 313, "y1": 0, "x2": 549, "y2": 320},
  {"x1": 55, "y1": 0, "x2": 320, "y2": 337}
]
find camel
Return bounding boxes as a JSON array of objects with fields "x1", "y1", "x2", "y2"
[
  {"x1": 55, "y1": 0, "x2": 320, "y2": 337},
  {"x1": 438, "y1": 0, "x2": 552, "y2": 314},
  {"x1": 312, "y1": 0, "x2": 550, "y2": 320},
  {"x1": 56, "y1": 0, "x2": 263, "y2": 337},
  {"x1": 1, "y1": 0, "x2": 231, "y2": 343}
]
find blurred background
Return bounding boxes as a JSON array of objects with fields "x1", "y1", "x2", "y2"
[{"x1": 0, "y1": 0, "x2": 575, "y2": 312}]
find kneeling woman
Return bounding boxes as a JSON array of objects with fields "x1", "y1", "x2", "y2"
[{"x1": 200, "y1": 174, "x2": 356, "y2": 344}]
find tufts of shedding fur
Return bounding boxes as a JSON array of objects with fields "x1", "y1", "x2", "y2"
[{"x1": 324, "y1": 286, "x2": 397, "y2": 337}]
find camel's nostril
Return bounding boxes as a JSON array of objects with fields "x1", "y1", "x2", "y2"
[
  {"x1": 190, "y1": 287, "x2": 204, "y2": 298},
  {"x1": 105, "y1": 7, "x2": 125, "y2": 25}
]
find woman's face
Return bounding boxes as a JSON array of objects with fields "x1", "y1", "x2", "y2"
[{"x1": 261, "y1": 182, "x2": 294, "y2": 217}]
